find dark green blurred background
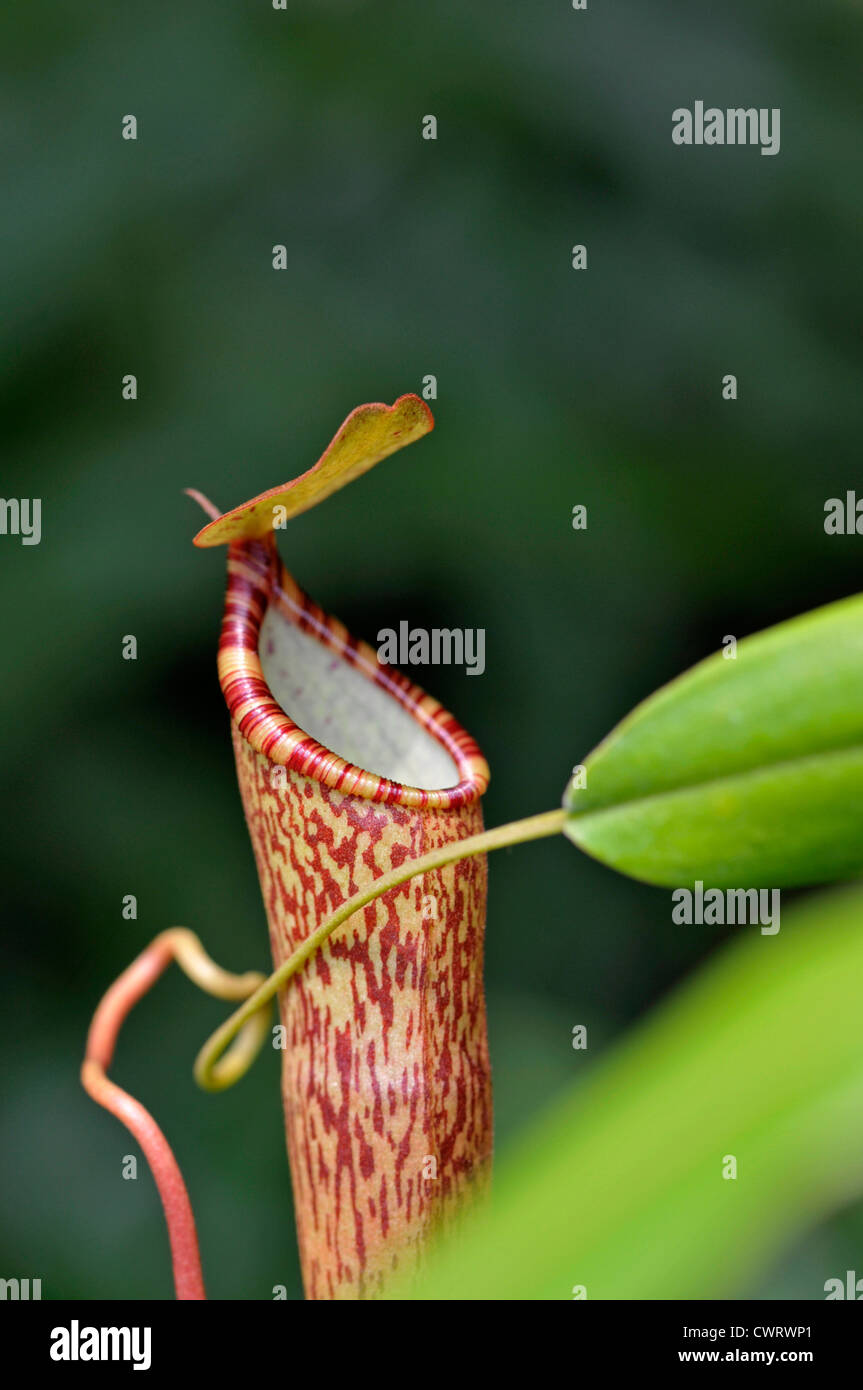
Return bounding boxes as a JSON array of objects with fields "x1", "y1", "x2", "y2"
[{"x1": 2, "y1": 0, "x2": 863, "y2": 1299}]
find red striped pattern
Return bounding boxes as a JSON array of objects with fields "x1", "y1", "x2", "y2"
[
  {"x1": 217, "y1": 534, "x2": 490, "y2": 809},
  {"x1": 218, "y1": 533, "x2": 493, "y2": 1297}
]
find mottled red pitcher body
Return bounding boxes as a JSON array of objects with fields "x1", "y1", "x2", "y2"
[{"x1": 218, "y1": 535, "x2": 492, "y2": 1298}]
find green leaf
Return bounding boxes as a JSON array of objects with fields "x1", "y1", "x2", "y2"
[
  {"x1": 563, "y1": 594, "x2": 863, "y2": 887},
  {"x1": 397, "y1": 884, "x2": 863, "y2": 1300}
]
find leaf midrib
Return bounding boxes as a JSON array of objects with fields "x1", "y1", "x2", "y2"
[{"x1": 567, "y1": 741, "x2": 863, "y2": 822}]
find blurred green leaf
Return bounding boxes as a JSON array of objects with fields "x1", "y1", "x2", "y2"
[
  {"x1": 563, "y1": 594, "x2": 863, "y2": 887},
  {"x1": 400, "y1": 884, "x2": 863, "y2": 1300}
]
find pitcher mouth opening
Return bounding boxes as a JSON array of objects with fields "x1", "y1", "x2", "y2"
[{"x1": 217, "y1": 536, "x2": 490, "y2": 810}]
